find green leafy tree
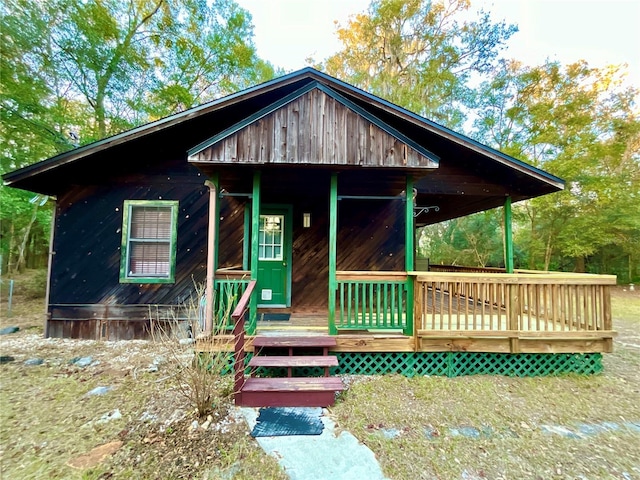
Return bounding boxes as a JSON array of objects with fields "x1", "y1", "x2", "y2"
[
  {"x1": 419, "y1": 210, "x2": 505, "y2": 267},
  {"x1": 1, "y1": 0, "x2": 275, "y2": 273},
  {"x1": 473, "y1": 60, "x2": 640, "y2": 276},
  {"x1": 322, "y1": 0, "x2": 516, "y2": 129}
]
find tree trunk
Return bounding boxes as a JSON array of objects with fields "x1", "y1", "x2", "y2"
[
  {"x1": 7, "y1": 222, "x2": 15, "y2": 274},
  {"x1": 15, "y1": 202, "x2": 40, "y2": 273},
  {"x1": 544, "y1": 236, "x2": 553, "y2": 271},
  {"x1": 575, "y1": 256, "x2": 586, "y2": 273},
  {"x1": 527, "y1": 206, "x2": 537, "y2": 270}
]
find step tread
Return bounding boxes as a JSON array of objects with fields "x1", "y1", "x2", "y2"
[
  {"x1": 248, "y1": 355, "x2": 339, "y2": 368},
  {"x1": 242, "y1": 377, "x2": 344, "y2": 392},
  {"x1": 253, "y1": 335, "x2": 337, "y2": 348}
]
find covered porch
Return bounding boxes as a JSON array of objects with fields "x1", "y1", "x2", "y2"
[
  {"x1": 196, "y1": 166, "x2": 615, "y2": 356},
  {"x1": 186, "y1": 70, "x2": 615, "y2": 360}
]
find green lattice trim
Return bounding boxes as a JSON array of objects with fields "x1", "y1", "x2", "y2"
[
  {"x1": 207, "y1": 351, "x2": 602, "y2": 378},
  {"x1": 332, "y1": 352, "x2": 602, "y2": 377}
]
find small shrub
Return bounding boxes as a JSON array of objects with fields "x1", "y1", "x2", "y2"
[{"x1": 149, "y1": 281, "x2": 237, "y2": 418}]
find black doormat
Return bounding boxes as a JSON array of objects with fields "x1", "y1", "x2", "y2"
[
  {"x1": 251, "y1": 407, "x2": 324, "y2": 437},
  {"x1": 260, "y1": 313, "x2": 291, "y2": 321}
]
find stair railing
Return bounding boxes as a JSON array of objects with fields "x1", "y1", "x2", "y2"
[{"x1": 231, "y1": 279, "x2": 256, "y2": 406}]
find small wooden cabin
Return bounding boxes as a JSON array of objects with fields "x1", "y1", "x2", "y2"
[{"x1": 4, "y1": 68, "x2": 615, "y2": 383}]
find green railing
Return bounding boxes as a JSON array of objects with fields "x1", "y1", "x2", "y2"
[
  {"x1": 334, "y1": 272, "x2": 412, "y2": 334},
  {"x1": 215, "y1": 276, "x2": 251, "y2": 330}
]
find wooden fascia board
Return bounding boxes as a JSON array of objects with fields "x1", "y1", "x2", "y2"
[
  {"x1": 3, "y1": 69, "x2": 320, "y2": 186},
  {"x1": 187, "y1": 80, "x2": 440, "y2": 168}
]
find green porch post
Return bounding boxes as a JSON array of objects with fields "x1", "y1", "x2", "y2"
[
  {"x1": 249, "y1": 170, "x2": 261, "y2": 334},
  {"x1": 328, "y1": 172, "x2": 338, "y2": 335},
  {"x1": 504, "y1": 195, "x2": 514, "y2": 273},
  {"x1": 404, "y1": 176, "x2": 414, "y2": 336}
]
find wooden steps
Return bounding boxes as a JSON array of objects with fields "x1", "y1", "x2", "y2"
[
  {"x1": 241, "y1": 377, "x2": 344, "y2": 407},
  {"x1": 252, "y1": 335, "x2": 337, "y2": 349},
  {"x1": 238, "y1": 335, "x2": 344, "y2": 407},
  {"x1": 248, "y1": 355, "x2": 339, "y2": 373}
]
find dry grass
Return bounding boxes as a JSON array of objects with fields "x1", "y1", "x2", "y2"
[
  {"x1": 331, "y1": 288, "x2": 640, "y2": 480},
  {"x1": 0, "y1": 269, "x2": 47, "y2": 332},
  {"x1": 0, "y1": 336, "x2": 286, "y2": 479},
  {"x1": 0, "y1": 270, "x2": 286, "y2": 480}
]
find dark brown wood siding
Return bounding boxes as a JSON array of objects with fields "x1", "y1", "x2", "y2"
[
  {"x1": 218, "y1": 197, "x2": 246, "y2": 269},
  {"x1": 49, "y1": 160, "x2": 209, "y2": 336},
  {"x1": 291, "y1": 198, "x2": 405, "y2": 310},
  {"x1": 48, "y1": 161, "x2": 406, "y2": 336},
  {"x1": 192, "y1": 88, "x2": 436, "y2": 169}
]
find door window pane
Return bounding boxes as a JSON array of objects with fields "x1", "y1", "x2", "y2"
[{"x1": 259, "y1": 215, "x2": 284, "y2": 260}]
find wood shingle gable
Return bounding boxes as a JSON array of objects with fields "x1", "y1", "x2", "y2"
[{"x1": 188, "y1": 81, "x2": 439, "y2": 169}]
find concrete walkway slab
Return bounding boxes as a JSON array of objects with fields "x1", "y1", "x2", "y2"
[{"x1": 238, "y1": 407, "x2": 389, "y2": 480}]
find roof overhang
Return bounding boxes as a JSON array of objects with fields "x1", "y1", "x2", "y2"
[{"x1": 3, "y1": 67, "x2": 564, "y2": 225}]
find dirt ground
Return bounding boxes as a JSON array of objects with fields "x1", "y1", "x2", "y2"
[{"x1": 0, "y1": 272, "x2": 286, "y2": 479}]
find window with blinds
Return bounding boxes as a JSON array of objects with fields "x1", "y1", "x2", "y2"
[{"x1": 120, "y1": 200, "x2": 178, "y2": 283}]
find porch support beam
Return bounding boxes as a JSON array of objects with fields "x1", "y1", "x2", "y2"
[
  {"x1": 328, "y1": 172, "x2": 338, "y2": 335},
  {"x1": 337, "y1": 195, "x2": 400, "y2": 200},
  {"x1": 44, "y1": 201, "x2": 57, "y2": 338},
  {"x1": 204, "y1": 177, "x2": 219, "y2": 336},
  {"x1": 504, "y1": 195, "x2": 514, "y2": 273},
  {"x1": 404, "y1": 175, "x2": 414, "y2": 336},
  {"x1": 249, "y1": 170, "x2": 261, "y2": 334}
]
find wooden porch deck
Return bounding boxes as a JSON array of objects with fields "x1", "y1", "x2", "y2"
[{"x1": 201, "y1": 268, "x2": 616, "y2": 355}]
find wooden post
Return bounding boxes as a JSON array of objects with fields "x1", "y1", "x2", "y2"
[
  {"x1": 204, "y1": 179, "x2": 218, "y2": 336},
  {"x1": 328, "y1": 172, "x2": 338, "y2": 335},
  {"x1": 242, "y1": 204, "x2": 250, "y2": 270},
  {"x1": 43, "y1": 201, "x2": 56, "y2": 338},
  {"x1": 413, "y1": 276, "x2": 422, "y2": 352},
  {"x1": 405, "y1": 176, "x2": 415, "y2": 272},
  {"x1": 232, "y1": 309, "x2": 246, "y2": 406},
  {"x1": 509, "y1": 284, "x2": 520, "y2": 353},
  {"x1": 249, "y1": 171, "x2": 261, "y2": 335},
  {"x1": 504, "y1": 196, "x2": 514, "y2": 273},
  {"x1": 404, "y1": 176, "x2": 414, "y2": 336}
]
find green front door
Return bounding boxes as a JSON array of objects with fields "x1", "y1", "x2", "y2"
[{"x1": 257, "y1": 207, "x2": 291, "y2": 307}]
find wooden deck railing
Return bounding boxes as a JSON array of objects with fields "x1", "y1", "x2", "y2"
[
  {"x1": 414, "y1": 272, "x2": 616, "y2": 338},
  {"x1": 215, "y1": 270, "x2": 250, "y2": 330},
  {"x1": 232, "y1": 279, "x2": 256, "y2": 406},
  {"x1": 427, "y1": 264, "x2": 509, "y2": 274},
  {"x1": 333, "y1": 271, "x2": 411, "y2": 333}
]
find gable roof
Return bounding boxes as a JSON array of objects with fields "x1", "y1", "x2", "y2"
[
  {"x1": 3, "y1": 67, "x2": 563, "y2": 221},
  {"x1": 188, "y1": 80, "x2": 439, "y2": 168}
]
